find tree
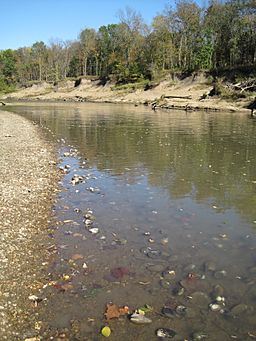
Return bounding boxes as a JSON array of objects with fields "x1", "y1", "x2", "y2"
[
  {"x1": 79, "y1": 28, "x2": 97, "y2": 76},
  {"x1": 31, "y1": 41, "x2": 47, "y2": 81}
]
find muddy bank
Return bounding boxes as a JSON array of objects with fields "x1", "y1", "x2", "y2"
[
  {"x1": 1, "y1": 74, "x2": 251, "y2": 113},
  {"x1": 0, "y1": 111, "x2": 58, "y2": 340}
]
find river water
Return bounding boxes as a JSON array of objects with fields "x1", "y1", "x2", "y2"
[{"x1": 9, "y1": 103, "x2": 256, "y2": 340}]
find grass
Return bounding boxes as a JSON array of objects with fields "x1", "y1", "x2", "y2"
[{"x1": 111, "y1": 80, "x2": 149, "y2": 92}]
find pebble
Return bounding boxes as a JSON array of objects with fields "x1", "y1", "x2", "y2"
[
  {"x1": 160, "y1": 279, "x2": 171, "y2": 289},
  {"x1": 173, "y1": 286, "x2": 185, "y2": 296},
  {"x1": 204, "y1": 261, "x2": 216, "y2": 272},
  {"x1": 140, "y1": 247, "x2": 162, "y2": 259},
  {"x1": 162, "y1": 270, "x2": 176, "y2": 280},
  {"x1": 89, "y1": 228, "x2": 99, "y2": 234},
  {"x1": 214, "y1": 270, "x2": 227, "y2": 279},
  {"x1": 192, "y1": 332, "x2": 208, "y2": 340}
]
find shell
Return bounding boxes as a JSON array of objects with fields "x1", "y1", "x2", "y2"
[
  {"x1": 209, "y1": 303, "x2": 221, "y2": 311},
  {"x1": 130, "y1": 313, "x2": 152, "y2": 324},
  {"x1": 156, "y1": 328, "x2": 177, "y2": 338}
]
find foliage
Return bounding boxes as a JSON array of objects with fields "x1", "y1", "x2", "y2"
[{"x1": 0, "y1": 1, "x2": 255, "y2": 89}]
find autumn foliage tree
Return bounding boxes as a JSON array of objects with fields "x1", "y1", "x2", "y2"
[{"x1": 0, "y1": 0, "x2": 255, "y2": 92}]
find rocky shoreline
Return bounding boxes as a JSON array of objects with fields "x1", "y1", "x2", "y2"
[{"x1": 0, "y1": 110, "x2": 59, "y2": 340}]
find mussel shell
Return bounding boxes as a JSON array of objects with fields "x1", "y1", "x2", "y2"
[
  {"x1": 130, "y1": 313, "x2": 152, "y2": 324},
  {"x1": 156, "y1": 328, "x2": 176, "y2": 338},
  {"x1": 162, "y1": 306, "x2": 175, "y2": 318}
]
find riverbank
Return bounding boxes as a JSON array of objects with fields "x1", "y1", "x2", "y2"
[
  {"x1": 1, "y1": 73, "x2": 253, "y2": 113},
  {"x1": 0, "y1": 111, "x2": 58, "y2": 340}
]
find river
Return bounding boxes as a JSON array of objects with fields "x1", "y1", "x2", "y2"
[{"x1": 8, "y1": 103, "x2": 256, "y2": 340}]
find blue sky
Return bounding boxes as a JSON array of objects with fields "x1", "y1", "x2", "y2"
[{"x1": 1, "y1": 0, "x2": 205, "y2": 50}]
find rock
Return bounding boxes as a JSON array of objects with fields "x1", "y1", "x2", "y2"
[
  {"x1": 160, "y1": 279, "x2": 172, "y2": 289},
  {"x1": 214, "y1": 270, "x2": 227, "y2": 279},
  {"x1": 147, "y1": 264, "x2": 165, "y2": 273},
  {"x1": 162, "y1": 270, "x2": 176, "y2": 280},
  {"x1": 190, "y1": 291, "x2": 210, "y2": 307},
  {"x1": 184, "y1": 264, "x2": 197, "y2": 272},
  {"x1": 231, "y1": 303, "x2": 252, "y2": 316},
  {"x1": 204, "y1": 261, "x2": 216, "y2": 272},
  {"x1": 192, "y1": 332, "x2": 208, "y2": 340},
  {"x1": 249, "y1": 266, "x2": 256, "y2": 274},
  {"x1": 89, "y1": 227, "x2": 99, "y2": 234},
  {"x1": 173, "y1": 286, "x2": 185, "y2": 296},
  {"x1": 212, "y1": 284, "x2": 224, "y2": 298},
  {"x1": 140, "y1": 246, "x2": 162, "y2": 259}
]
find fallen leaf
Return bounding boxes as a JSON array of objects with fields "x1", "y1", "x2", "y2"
[
  {"x1": 110, "y1": 267, "x2": 130, "y2": 279},
  {"x1": 61, "y1": 283, "x2": 73, "y2": 291},
  {"x1": 104, "y1": 303, "x2": 129, "y2": 320},
  {"x1": 71, "y1": 254, "x2": 83, "y2": 260},
  {"x1": 101, "y1": 326, "x2": 111, "y2": 337}
]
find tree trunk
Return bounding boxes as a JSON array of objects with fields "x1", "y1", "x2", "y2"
[
  {"x1": 178, "y1": 35, "x2": 184, "y2": 68},
  {"x1": 84, "y1": 56, "x2": 88, "y2": 76},
  {"x1": 39, "y1": 59, "x2": 42, "y2": 82},
  {"x1": 95, "y1": 57, "x2": 99, "y2": 76}
]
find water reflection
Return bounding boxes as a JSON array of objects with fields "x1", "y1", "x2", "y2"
[{"x1": 10, "y1": 103, "x2": 256, "y2": 222}]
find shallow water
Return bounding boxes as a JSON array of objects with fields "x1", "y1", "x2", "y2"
[{"x1": 10, "y1": 103, "x2": 256, "y2": 340}]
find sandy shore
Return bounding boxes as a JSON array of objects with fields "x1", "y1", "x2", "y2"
[{"x1": 0, "y1": 110, "x2": 58, "y2": 340}]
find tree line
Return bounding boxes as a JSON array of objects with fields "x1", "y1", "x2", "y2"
[{"x1": 0, "y1": 0, "x2": 255, "y2": 92}]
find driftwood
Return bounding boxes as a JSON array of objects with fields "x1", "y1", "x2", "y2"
[
  {"x1": 227, "y1": 79, "x2": 256, "y2": 93},
  {"x1": 163, "y1": 95, "x2": 192, "y2": 99}
]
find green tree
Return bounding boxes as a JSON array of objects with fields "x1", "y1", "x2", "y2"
[{"x1": 31, "y1": 41, "x2": 47, "y2": 81}]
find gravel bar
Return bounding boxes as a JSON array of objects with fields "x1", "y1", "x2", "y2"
[{"x1": 0, "y1": 110, "x2": 58, "y2": 340}]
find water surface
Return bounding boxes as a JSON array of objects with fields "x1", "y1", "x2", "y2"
[{"x1": 9, "y1": 103, "x2": 256, "y2": 340}]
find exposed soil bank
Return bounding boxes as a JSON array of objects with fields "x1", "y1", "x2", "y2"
[
  {"x1": 0, "y1": 111, "x2": 58, "y2": 340},
  {"x1": 1, "y1": 73, "x2": 252, "y2": 113}
]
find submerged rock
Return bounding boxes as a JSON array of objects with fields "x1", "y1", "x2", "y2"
[
  {"x1": 190, "y1": 291, "x2": 210, "y2": 307},
  {"x1": 204, "y1": 261, "x2": 216, "y2": 272},
  {"x1": 231, "y1": 303, "x2": 252, "y2": 316},
  {"x1": 211, "y1": 284, "x2": 224, "y2": 298}
]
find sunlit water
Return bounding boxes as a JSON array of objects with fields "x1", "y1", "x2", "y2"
[{"x1": 9, "y1": 103, "x2": 256, "y2": 340}]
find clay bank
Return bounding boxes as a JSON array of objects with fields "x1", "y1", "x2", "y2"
[{"x1": 1, "y1": 72, "x2": 255, "y2": 114}]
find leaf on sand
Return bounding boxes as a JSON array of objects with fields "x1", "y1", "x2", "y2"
[
  {"x1": 53, "y1": 282, "x2": 73, "y2": 291},
  {"x1": 71, "y1": 254, "x2": 84, "y2": 260},
  {"x1": 110, "y1": 267, "x2": 130, "y2": 279},
  {"x1": 101, "y1": 326, "x2": 111, "y2": 337},
  {"x1": 138, "y1": 304, "x2": 153, "y2": 313},
  {"x1": 104, "y1": 303, "x2": 129, "y2": 320}
]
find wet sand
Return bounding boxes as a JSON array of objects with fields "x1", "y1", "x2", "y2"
[{"x1": 0, "y1": 110, "x2": 58, "y2": 340}]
